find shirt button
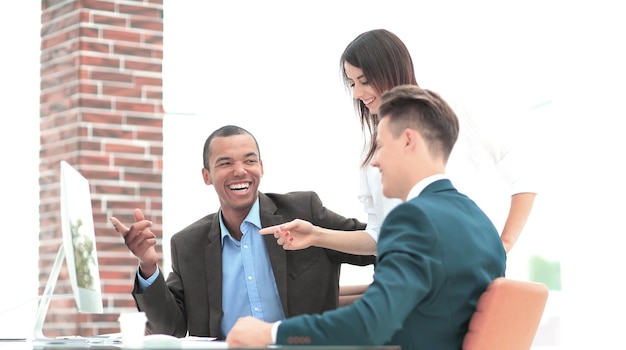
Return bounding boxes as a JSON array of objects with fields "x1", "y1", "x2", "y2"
[
  {"x1": 254, "y1": 307, "x2": 260, "y2": 312},
  {"x1": 243, "y1": 244, "x2": 249, "y2": 249},
  {"x1": 247, "y1": 275, "x2": 253, "y2": 281}
]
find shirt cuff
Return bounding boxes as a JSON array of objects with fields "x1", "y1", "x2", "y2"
[
  {"x1": 137, "y1": 265, "x2": 160, "y2": 292},
  {"x1": 271, "y1": 321, "x2": 281, "y2": 344}
]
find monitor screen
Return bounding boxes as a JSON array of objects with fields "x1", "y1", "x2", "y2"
[
  {"x1": 33, "y1": 161, "x2": 103, "y2": 340},
  {"x1": 59, "y1": 160, "x2": 103, "y2": 313}
]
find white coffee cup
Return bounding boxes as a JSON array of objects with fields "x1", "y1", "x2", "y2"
[{"x1": 118, "y1": 311, "x2": 147, "y2": 349}]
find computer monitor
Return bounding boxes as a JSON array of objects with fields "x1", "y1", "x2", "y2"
[{"x1": 33, "y1": 160, "x2": 104, "y2": 340}]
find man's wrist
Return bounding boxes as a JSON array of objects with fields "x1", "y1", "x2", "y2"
[{"x1": 139, "y1": 263, "x2": 157, "y2": 278}]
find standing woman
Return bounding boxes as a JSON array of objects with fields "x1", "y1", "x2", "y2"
[{"x1": 260, "y1": 29, "x2": 537, "y2": 255}]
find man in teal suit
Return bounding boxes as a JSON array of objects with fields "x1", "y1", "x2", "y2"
[{"x1": 226, "y1": 85, "x2": 506, "y2": 350}]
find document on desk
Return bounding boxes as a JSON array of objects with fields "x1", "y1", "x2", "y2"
[
  {"x1": 181, "y1": 336, "x2": 227, "y2": 349},
  {"x1": 47, "y1": 335, "x2": 226, "y2": 348},
  {"x1": 56, "y1": 332, "x2": 122, "y2": 345}
]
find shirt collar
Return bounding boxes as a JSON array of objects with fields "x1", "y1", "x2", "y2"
[
  {"x1": 219, "y1": 197, "x2": 262, "y2": 243},
  {"x1": 406, "y1": 174, "x2": 449, "y2": 201}
]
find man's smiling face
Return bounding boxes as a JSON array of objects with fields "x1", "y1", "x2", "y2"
[{"x1": 203, "y1": 134, "x2": 263, "y2": 216}]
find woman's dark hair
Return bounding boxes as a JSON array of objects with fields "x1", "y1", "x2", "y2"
[{"x1": 340, "y1": 29, "x2": 419, "y2": 166}]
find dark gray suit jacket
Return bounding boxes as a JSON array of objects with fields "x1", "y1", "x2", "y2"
[{"x1": 132, "y1": 191, "x2": 375, "y2": 339}]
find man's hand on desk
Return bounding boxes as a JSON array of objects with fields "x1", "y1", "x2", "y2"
[{"x1": 226, "y1": 316, "x2": 274, "y2": 347}]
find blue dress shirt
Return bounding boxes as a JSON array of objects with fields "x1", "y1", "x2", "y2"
[{"x1": 219, "y1": 198, "x2": 285, "y2": 337}]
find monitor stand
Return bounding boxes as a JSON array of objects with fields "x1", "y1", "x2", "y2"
[{"x1": 32, "y1": 245, "x2": 88, "y2": 345}]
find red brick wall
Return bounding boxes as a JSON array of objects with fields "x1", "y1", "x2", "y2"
[{"x1": 39, "y1": 0, "x2": 164, "y2": 337}]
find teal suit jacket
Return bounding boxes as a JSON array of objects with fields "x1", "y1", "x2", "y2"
[{"x1": 276, "y1": 179, "x2": 506, "y2": 350}]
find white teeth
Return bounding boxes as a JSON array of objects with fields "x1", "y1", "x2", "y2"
[
  {"x1": 229, "y1": 183, "x2": 249, "y2": 190},
  {"x1": 363, "y1": 98, "x2": 375, "y2": 105}
]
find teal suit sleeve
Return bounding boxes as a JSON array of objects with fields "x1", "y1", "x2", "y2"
[{"x1": 276, "y1": 203, "x2": 443, "y2": 346}]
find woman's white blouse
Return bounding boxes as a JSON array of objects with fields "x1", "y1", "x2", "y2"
[{"x1": 359, "y1": 164, "x2": 402, "y2": 242}]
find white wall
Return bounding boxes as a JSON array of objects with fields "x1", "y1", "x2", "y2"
[
  {"x1": 159, "y1": 0, "x2": 567, "y2": 282},
  {"x1": 0, "y1": 1, "x2": 41, "y2": 339}
]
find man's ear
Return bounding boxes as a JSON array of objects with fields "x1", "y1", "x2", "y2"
[
  {"x1": 202, "y1": 167, "x2": 212, "y2": 185},
  {"x1": 403, "y1": 128, "x2": 416, "y2": 149},
  {"x1": 403, "y1": 128, "x2": 426, "y2": 156},
  {"x1": 259, "y1": 160, "x2": 264, "y2": 177}
]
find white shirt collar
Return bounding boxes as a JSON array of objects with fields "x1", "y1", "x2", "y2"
[{"x1": 406, "y1": 174, "x2": 449, "y2": 201}]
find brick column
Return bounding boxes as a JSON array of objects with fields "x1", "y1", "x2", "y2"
[{"x1": 39, "y1": 0, "x2": 163, "y2": 337}]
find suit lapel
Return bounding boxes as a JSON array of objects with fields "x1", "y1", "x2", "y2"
[
  {"x1": 258, "y1": 193, "x2": 289, "y2": 316},
  {"x1": 205, "y1": 214, "x2": 223, "y2": 337}
]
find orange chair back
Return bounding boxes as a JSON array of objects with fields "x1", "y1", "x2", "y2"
[{"x1": 463, "y1": 277, "x2": 549, "y2": 350}]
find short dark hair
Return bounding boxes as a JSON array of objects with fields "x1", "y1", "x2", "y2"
[
  {"x1": 203, "y1": 125, "x2": 261, "y2": 169},
  {"x1": 378, "y1": 85, "x2": 459, "y2": 162}
]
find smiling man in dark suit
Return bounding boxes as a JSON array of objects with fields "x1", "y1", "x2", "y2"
[
  {"x1": 226, "y1": 85, "x2": 506, "y2": 350},
  {"x1": 110, "y1": 125, "x2": 375, "y2": 340}
]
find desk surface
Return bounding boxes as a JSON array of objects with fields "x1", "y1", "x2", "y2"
[{"x1": 1, "y1": 339, "x2": 401, "y2": 350}]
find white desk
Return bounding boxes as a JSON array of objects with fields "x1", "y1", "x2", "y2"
[{"x1": 0, "y1": 339, "x2": 401, "y2": 350}]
